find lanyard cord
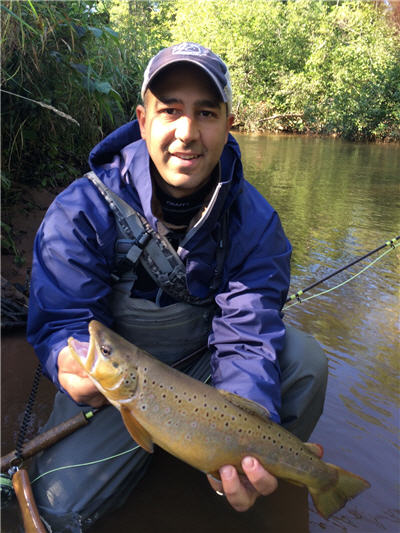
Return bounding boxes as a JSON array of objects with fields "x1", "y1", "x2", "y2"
[{"x1": 13, "y1": 363, "x2": 43, "y2": 466}]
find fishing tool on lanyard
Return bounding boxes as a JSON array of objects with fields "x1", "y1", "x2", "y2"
[
  {"x1": 0, "y1": 361, "x2": 100, "y2": 531},
  {"x1": 1, "y1": 363, "x2": 47, "y2": 531}
]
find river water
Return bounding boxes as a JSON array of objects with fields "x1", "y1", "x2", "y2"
[
  {"x1": 2, "y1": 134, "x2": 399, "y2": 533},
  {"x1": 234, "y1": 132, "x2": 400, "y2": 533}
]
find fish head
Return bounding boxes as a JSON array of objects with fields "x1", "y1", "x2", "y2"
[{"x1": 68, "y1": 320, "x2": 139, "y2": 403}]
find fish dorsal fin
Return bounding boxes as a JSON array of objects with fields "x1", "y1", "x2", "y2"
[
  {"x1": 120, "y1": 406, "x2": 154, "y2": 454},
  {"x1": 217, "y1": 390, "x2": 271, "y2": 421},
  {"x1": 304, "y1": 442, "x2": 324, "y2": 457}
]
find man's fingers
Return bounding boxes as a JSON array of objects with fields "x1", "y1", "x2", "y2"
[
  {"x1": 219, "y1": 465, "x2": 257, "y2": 512},
  {"x1": 241, "y1": 457, "x2": 278, "y2": 496},
  {"x1": 207, "y1": 458, "x2": 278, "y2": 512}
]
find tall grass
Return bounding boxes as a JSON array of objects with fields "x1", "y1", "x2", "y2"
[{"x1": 1, "y1": 0, "x2": 138, "y2": 194}]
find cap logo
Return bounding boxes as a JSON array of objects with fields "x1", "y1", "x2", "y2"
[{"x1": 171, "y1": 42, "x2": 209, "y2": 57}]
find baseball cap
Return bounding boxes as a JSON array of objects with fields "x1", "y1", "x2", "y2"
[{"x1": 141, "y1": 42, "x2": 232, "y2": 113}]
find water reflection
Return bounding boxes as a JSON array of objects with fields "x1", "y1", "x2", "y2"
[{"x1": 234, "y1": 132, "x2": 400, "y2": 532}]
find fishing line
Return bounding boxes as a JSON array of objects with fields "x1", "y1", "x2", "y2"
[
  {"x1": 15, "y1": 239, "x2": 399, "y2": 482},
  {"x1": 284, "y1": 241, "x2": 399, "y2": 310},
  {"x1": 30, "y1": 445, "x2": 141, "y2": 485}
]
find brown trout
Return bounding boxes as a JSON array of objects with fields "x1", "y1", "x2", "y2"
[{"x1": 68, "y1": 320, "x2": 370, "y2": 519}]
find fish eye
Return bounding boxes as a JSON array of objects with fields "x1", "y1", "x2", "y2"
[{"x1": 101, "y1": 345, "x2": 112, "y2": 357}]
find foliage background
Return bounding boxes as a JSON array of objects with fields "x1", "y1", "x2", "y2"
[{"x1": 1, "y1": 0, "x2": 399, "y2": 201}]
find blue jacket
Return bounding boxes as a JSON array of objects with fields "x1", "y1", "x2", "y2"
[{"x1": 27, "y1": 121, "x2": 291, "y2": 422}]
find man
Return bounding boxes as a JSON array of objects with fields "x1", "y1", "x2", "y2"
[{"x1": 27, "y1": 42, "x2": 327, "y2": 531}]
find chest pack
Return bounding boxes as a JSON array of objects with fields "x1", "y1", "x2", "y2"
[{"x1": 86, "y1": 172, "x2": 228, "y2": 305}]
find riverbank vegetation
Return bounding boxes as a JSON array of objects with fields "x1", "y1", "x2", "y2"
[{"x1": 1, "y1": 0, "x2": 399, "y2": 200}]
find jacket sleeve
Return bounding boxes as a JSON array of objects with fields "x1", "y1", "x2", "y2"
[
  {"x1": 209, "y1": 208, "x2": 291, "y2": 424},
  {"x1": 26, "y1": 179, "x2": 116, "y2": 390}
]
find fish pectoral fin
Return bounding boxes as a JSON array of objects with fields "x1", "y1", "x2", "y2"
[
  {"x1": 120, "y1": 406, "x2": 154, "y2": 454},
  {"x1": 217, "y1": 390, "x2": 271, "y2": 421},
  {"x1": 304, "y1": 442, "x2": 324, "y2": 458}
]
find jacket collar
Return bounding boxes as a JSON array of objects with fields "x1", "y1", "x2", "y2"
[{"x1": 88, "y1": 120, "x2": 243, "y2": 235}]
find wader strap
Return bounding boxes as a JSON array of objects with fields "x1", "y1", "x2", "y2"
[{"x1": 86, "y1": 172, "x2": 224, "y2": 305}]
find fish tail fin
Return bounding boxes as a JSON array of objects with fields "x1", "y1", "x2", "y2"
[{"x1": 309, "y1": 463, "x2": 370, "y2": 519}]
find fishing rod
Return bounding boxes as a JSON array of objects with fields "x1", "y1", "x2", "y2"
[{"x1": 285, "y1": 235, "x2": 399, "y2": 305}]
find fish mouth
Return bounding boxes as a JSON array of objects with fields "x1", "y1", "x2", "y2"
[
  {"x1": 68, "y1": 335, "x2": 96, "y2": 373},
  {"x1": 68, "y1": 321, "x2": 113, "y2": 374}
]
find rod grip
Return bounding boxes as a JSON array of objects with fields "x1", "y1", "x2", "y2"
[{"x1": 1, "y1": 410, "x2": 90, "y2": 472}]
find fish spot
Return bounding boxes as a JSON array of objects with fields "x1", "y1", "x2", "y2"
[
  {"x1": 178, "y1": 400, "x2": 182, "y2": 404},
  {"x1": 188, "y1": 398, "x2": 192, "y2": 402},
  {"x1": 152, "y1": 381, "x2": 156, "y2": 385},
  {"x1": 238, "y1": 429, "x2": 243, "y2": 433},
  {"x1": 183, "y1": 392, "x2": 187, "y2": 396},
  {"x1": 175, "y1": 395, "x2": 179, "y2": 399},
  {"x1": 143, "y1": 367, "x2": 148, "y2": 372},
  {"x1": 143, "y1": 379, "x2": 147, "y2": 384},
  {"x1": 206, "y1": 412, "x2": 209, "y2": 417},
  {"x1": 225, "y1": 422, "x2": 229, "y2": 427},
  {"x1": 194, "y1": 408, "x2": 199, "y2": 413},
  {"x1": 210, "y1": 423, "x2": 216, "y2": 429},
  {"x1": 223, "y1": 404, "x2": 228, "y2": 409},
  {"x1": 159, "y1": 384, "x2": 164, "y2": 389},
  {"x1": 185, "y1": 434, "x2": 191, "y2": 441},
  {"x1": 162, "y1": 394, "x2": 166, "y2": 399},
  {"x1": 193, "y1": 395, "x2": 197, "y2": 399},
  {"x1": 169, "y1": 386, "x2": 174, "y2": 391},
  {"x1": 262, "y1": 435, "x2": 266, "y2": 440},
  {"x1": 231, "y1": 416, "x2": 236, "y2": 421},
  {"x1": 112, "y1": 362, "x2": 119, "y2": 368},
  {"x1": 190, "y1": 421, "x2": 197, "y2": 429},
  {"x1": 203, "y1": 403, "x2": 208, "y2": 407},
  {"x1": 220, "y1": 414, "x2": 224, "y2": 418},
  {"x1": 164, "y1": 407, "x2": 171, "y2": 414},
  {"x1": 247, "y1": 430, "x2": 252, "y2": 434},
  {"x1": 140, "y1": 405, "x2": 147, "y2": 411}
]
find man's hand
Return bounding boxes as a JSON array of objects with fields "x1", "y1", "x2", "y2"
[
  {"x1": 58, "y1": 345, "x2": 107, "y2": 407},
  {"x1": 207, "y1": 457, "x2": 278, "y2": 512}
]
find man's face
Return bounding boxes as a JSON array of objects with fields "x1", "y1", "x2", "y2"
[{"x1": 136, "y1": 64, "x2": 234, "y2": 198}]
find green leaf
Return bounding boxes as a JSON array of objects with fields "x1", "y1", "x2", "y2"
[
  {"x1": 88, "y1": 26, "x2": 104, "y2": 38},
  {"x1": 93, "y1": 81, "x2": 112, "y2": 94}
]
